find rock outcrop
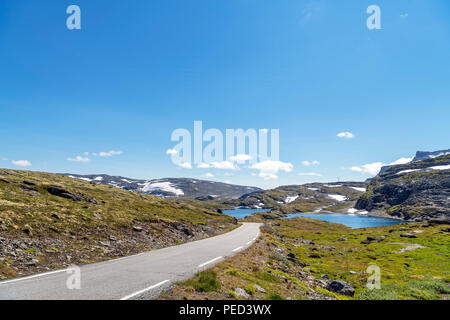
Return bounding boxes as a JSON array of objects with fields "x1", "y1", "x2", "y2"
[{"x1": 356, "y1": 153, "x2": 450, "y2": 221}]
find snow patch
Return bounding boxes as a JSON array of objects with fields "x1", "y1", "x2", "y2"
[
  {"x1": 430, "y1": 165, "x2": 450, "y2": 171},
  {"x1": 397, "y1": 169, "x2": 421, "y2": 175},
  {"x1": 307, "y1": 187, "x2": 319, "y2": 191},
  {"x1": 285, "y1": 195, "x2": 299, "y2": 204},
  {"x1": 350, "y1": 187, "x2": 366, "y2": 192},
  {"x1": 139, "y1": 181, "x2": 184, "y2": 196},
  {"x1": 328, "y1": 194, "x2": 347, "y2": 202}
]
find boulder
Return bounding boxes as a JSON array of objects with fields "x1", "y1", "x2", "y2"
[
  {"x1": 234, "y1": 288, "x2": 250, "y2": 298},
  {"x1": 47, "y1": 186, "x2": 84, "y2": 201},
  {"x1": 400, "y1": 233, "x2": 417, "y2": 238},
  {"x1": 254, "y1": 284, "x2": 266, "y2": 293},
  {"x1": 326, "y1": 280, "x2": 355, "y2": 297},
  {"x1": 287, "y1": 252, "x2": 297, "y2": 261}
]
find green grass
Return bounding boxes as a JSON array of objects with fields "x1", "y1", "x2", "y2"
[
  {"x1": 357, "y1": 279, "x2": 450, "y2": 300},
  {"x1": 185, "y1": 270, "x2": 222, "y2": 292}
]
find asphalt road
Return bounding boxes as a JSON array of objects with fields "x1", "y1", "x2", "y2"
[{"x1": 0, "y1": 222, "x2": 262, "y2": 300}]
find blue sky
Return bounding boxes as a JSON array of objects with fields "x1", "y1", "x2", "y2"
[{"x1": 1, "y1": 0, "x2": 449, "y2": 188}]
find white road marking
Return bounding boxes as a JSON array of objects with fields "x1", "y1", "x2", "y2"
[
  {"x1": 198, "y1": 256, "x2": 223, "y2": 268},
  {"x1": 0, "y1": 269, "x2": 67, "y2": 285},
  {"x1": 232, "y1": 246, "x2": 243, "y2": 252},
  {"x1": 120, "y1": 280, "x2": 169, "y2": 300}
]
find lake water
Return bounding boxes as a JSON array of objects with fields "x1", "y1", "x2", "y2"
[
  {"x1": 286, "y1": 213, "x2": 404, "y2": 229},
  {"x1": 222, "y1": 208, "x2": 270, "y2": 219},
  {"x1": 223, "y1": 209, "x2": 404, "y2": 229}
]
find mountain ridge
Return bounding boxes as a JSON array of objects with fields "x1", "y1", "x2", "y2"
[{"x1": 60, "y1": 173, "x2": 262, "y2": 200}]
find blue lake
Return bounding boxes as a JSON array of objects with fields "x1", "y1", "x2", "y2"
[
  {"x1": 223, "y1": 209, "x2": 404, "y2": 229},
  {"x1": 223, "y1": 208, "x2": 270, "y2": 219},
  {"x1": 286, "y1": 213, "x2": 404, "y2": 229}
]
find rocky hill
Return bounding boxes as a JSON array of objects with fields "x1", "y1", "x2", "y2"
[
  {"x1": 379, "y1": 148, "x2": 450, "y2": 174},
  {"x1": 355, "y1": 154, "x2": 450, "y2": 221},
  {"x1": 60, "y1": 174, "x2": 261, "y2": 200},
  {"x1": 223, "y1": 182, "x2": 368, "y2": 215},
  {"x1": 0, "y1": 169, "x2": 237, "y2": 280}
]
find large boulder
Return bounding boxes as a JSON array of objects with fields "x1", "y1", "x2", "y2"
[
  {"x1": 47, "y1": 186, "x2": 84, "y2": 201},
  {"x1": 326, "y1": 280, "x2": 355, "y2": 297}
]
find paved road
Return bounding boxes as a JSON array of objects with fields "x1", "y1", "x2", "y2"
[{"x1": 0, "y1": 223, "x2": 262, "y2": 300}]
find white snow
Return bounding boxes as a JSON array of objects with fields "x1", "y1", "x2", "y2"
[
  {"x1": 350, "y1": 187, "x2": 366, "y2": 192},
  {"x1": 307, "y1": 187, "x2": 319, "y2": 191},
  {"x1": 285, "y1": 195, "x2": 299, "y2": 204},
  {"x1": 396, "y1": 164, "x2": 450, "y2": 175},
  {"x1": 94, "y1": 176, "x2": 103, "y2": 181},
  {"x1": 121, "y1": 178, "x2": 133, "y2": 183},
  {"x1": 397, "y1": 169, "x2": 421, "y2": 175},
  {"x1": 68, "y1": 175, "x2": 92, "y2": 182},
  {"x1": 429, "y1": 165, "x2": 450, "y2": 171},
  {"x1": 328, "y1": 194, "x2": 347, "y2": 202},
  {"x1": 324, "y1": 184, "x2": 342, "y2": 188},
  {"x1": 347, "y1": 208, "x2": 369, "y2": 215},
  {"x1": 139, "y1": 181, "x2": 184, "y2": 196},
  {"x1": 429, "y1": 152, "x2": 450, "y2": 159}
]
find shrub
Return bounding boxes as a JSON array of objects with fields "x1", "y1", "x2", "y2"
[{"x1": 266, "y1": 293, "x2": 284, "y2": 300}]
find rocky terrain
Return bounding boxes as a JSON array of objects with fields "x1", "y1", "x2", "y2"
[
  {"x1": 0, "y1": 169, "x2": 237, "y2": 280},
  {"x1": 160, "y1": 217, "x2": 450, "y2": 300},
  {"x1": 356, "y1": 153, "x2": 450, "y2": 221},
  {"x1": 223, "y1": 182, "x2": 367, "y2": 215},
  {"x1": 61, "y1": 174, "x2": 261, "y2": 199}
]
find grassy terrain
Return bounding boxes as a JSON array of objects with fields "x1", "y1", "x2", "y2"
[
  {"x1": 160, "y1": 217, "x2": 450, "y2": 300},
  {"x1": 0, "y1": 169, "x2": 236, "y2": 279}
]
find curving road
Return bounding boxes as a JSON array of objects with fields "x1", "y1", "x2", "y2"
[{"x1": 0, "y1": 222, "x2": 262, "y2": 300}]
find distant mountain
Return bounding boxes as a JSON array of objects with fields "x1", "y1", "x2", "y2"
[
  {"x1": 223, "y1": 181, "x2": 368, "y2": 214},
  {"x1": 356, "y1": 153, "x2": 450, "y2": 221},
  {"x1": 412, "y1": 149, "x2": 450, "y2": 162},
  {"x1": 60, "y1": 174, "x2": 261, "y2": 199},
  {"x1": 379, "y1": 149, "x2": 450, "y2": 174}
]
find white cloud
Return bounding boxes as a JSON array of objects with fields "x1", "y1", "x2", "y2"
[
  {"x1": 298, "y1": 172, "x2": 322, "y2": 177},
  {"x1": 67, "y1": 156, "x2": 91, "y2": 163},
  {"x1": 166, "y1": 149, "x2": 177, "y2": 155},
  {"x1": 350, "y1": 156, "x2": 414, "y2": 176},
  {"x1": 250, "y1": 160, "x2": 293, "y2": 180},
  {"x1": 211, "y1": 161, "x2": 237, "y2": 170},
  {"x1": 179, "y1": 162, "x2": 192, "y2": 169},
  {"x1": 390, "y1": 157, "x2": 413, "y2": 165},
  {"x1": 11, "y1": 160, "x2": 32, "y2": 167},
  {"x1": 1, "y1": 157, "x2": 8, "y2": 161},
  {"x1": 196, "y1": 161, "x2": 237, "y2": 170},
  {"x1": 83, "y1": 152, "x2": 89, "y2": 156},
  {"x1": 400, "y1": 13, "x2": 408, "y2": 19},
  {"x1": 250, "y1": 160, "x2": 293, "y2": 173},
  {"x1": 337, "y1": 132, "x2": 355, "y2": 139},
  {"x1": 99, "y1": 150, "x2": 123, "y2": 157},
  {"x1": 205, "y1": 173, "x2": 214, "y2": 178},
  {"x1": 302, "y1": 160, "x2": 320, "y2": 166},
  {"x1": 350, "y1": 162, "x2": 384, "y2": 175},
  {"x1": 259, "y1": 172, "x2": 278, "y2": 180},
  {"x1": 229, "y1": 154, "x2": 252, "y2": 162},
  {"x1": 223, "y1": 172, "x2": 233, "y2": 176}
]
